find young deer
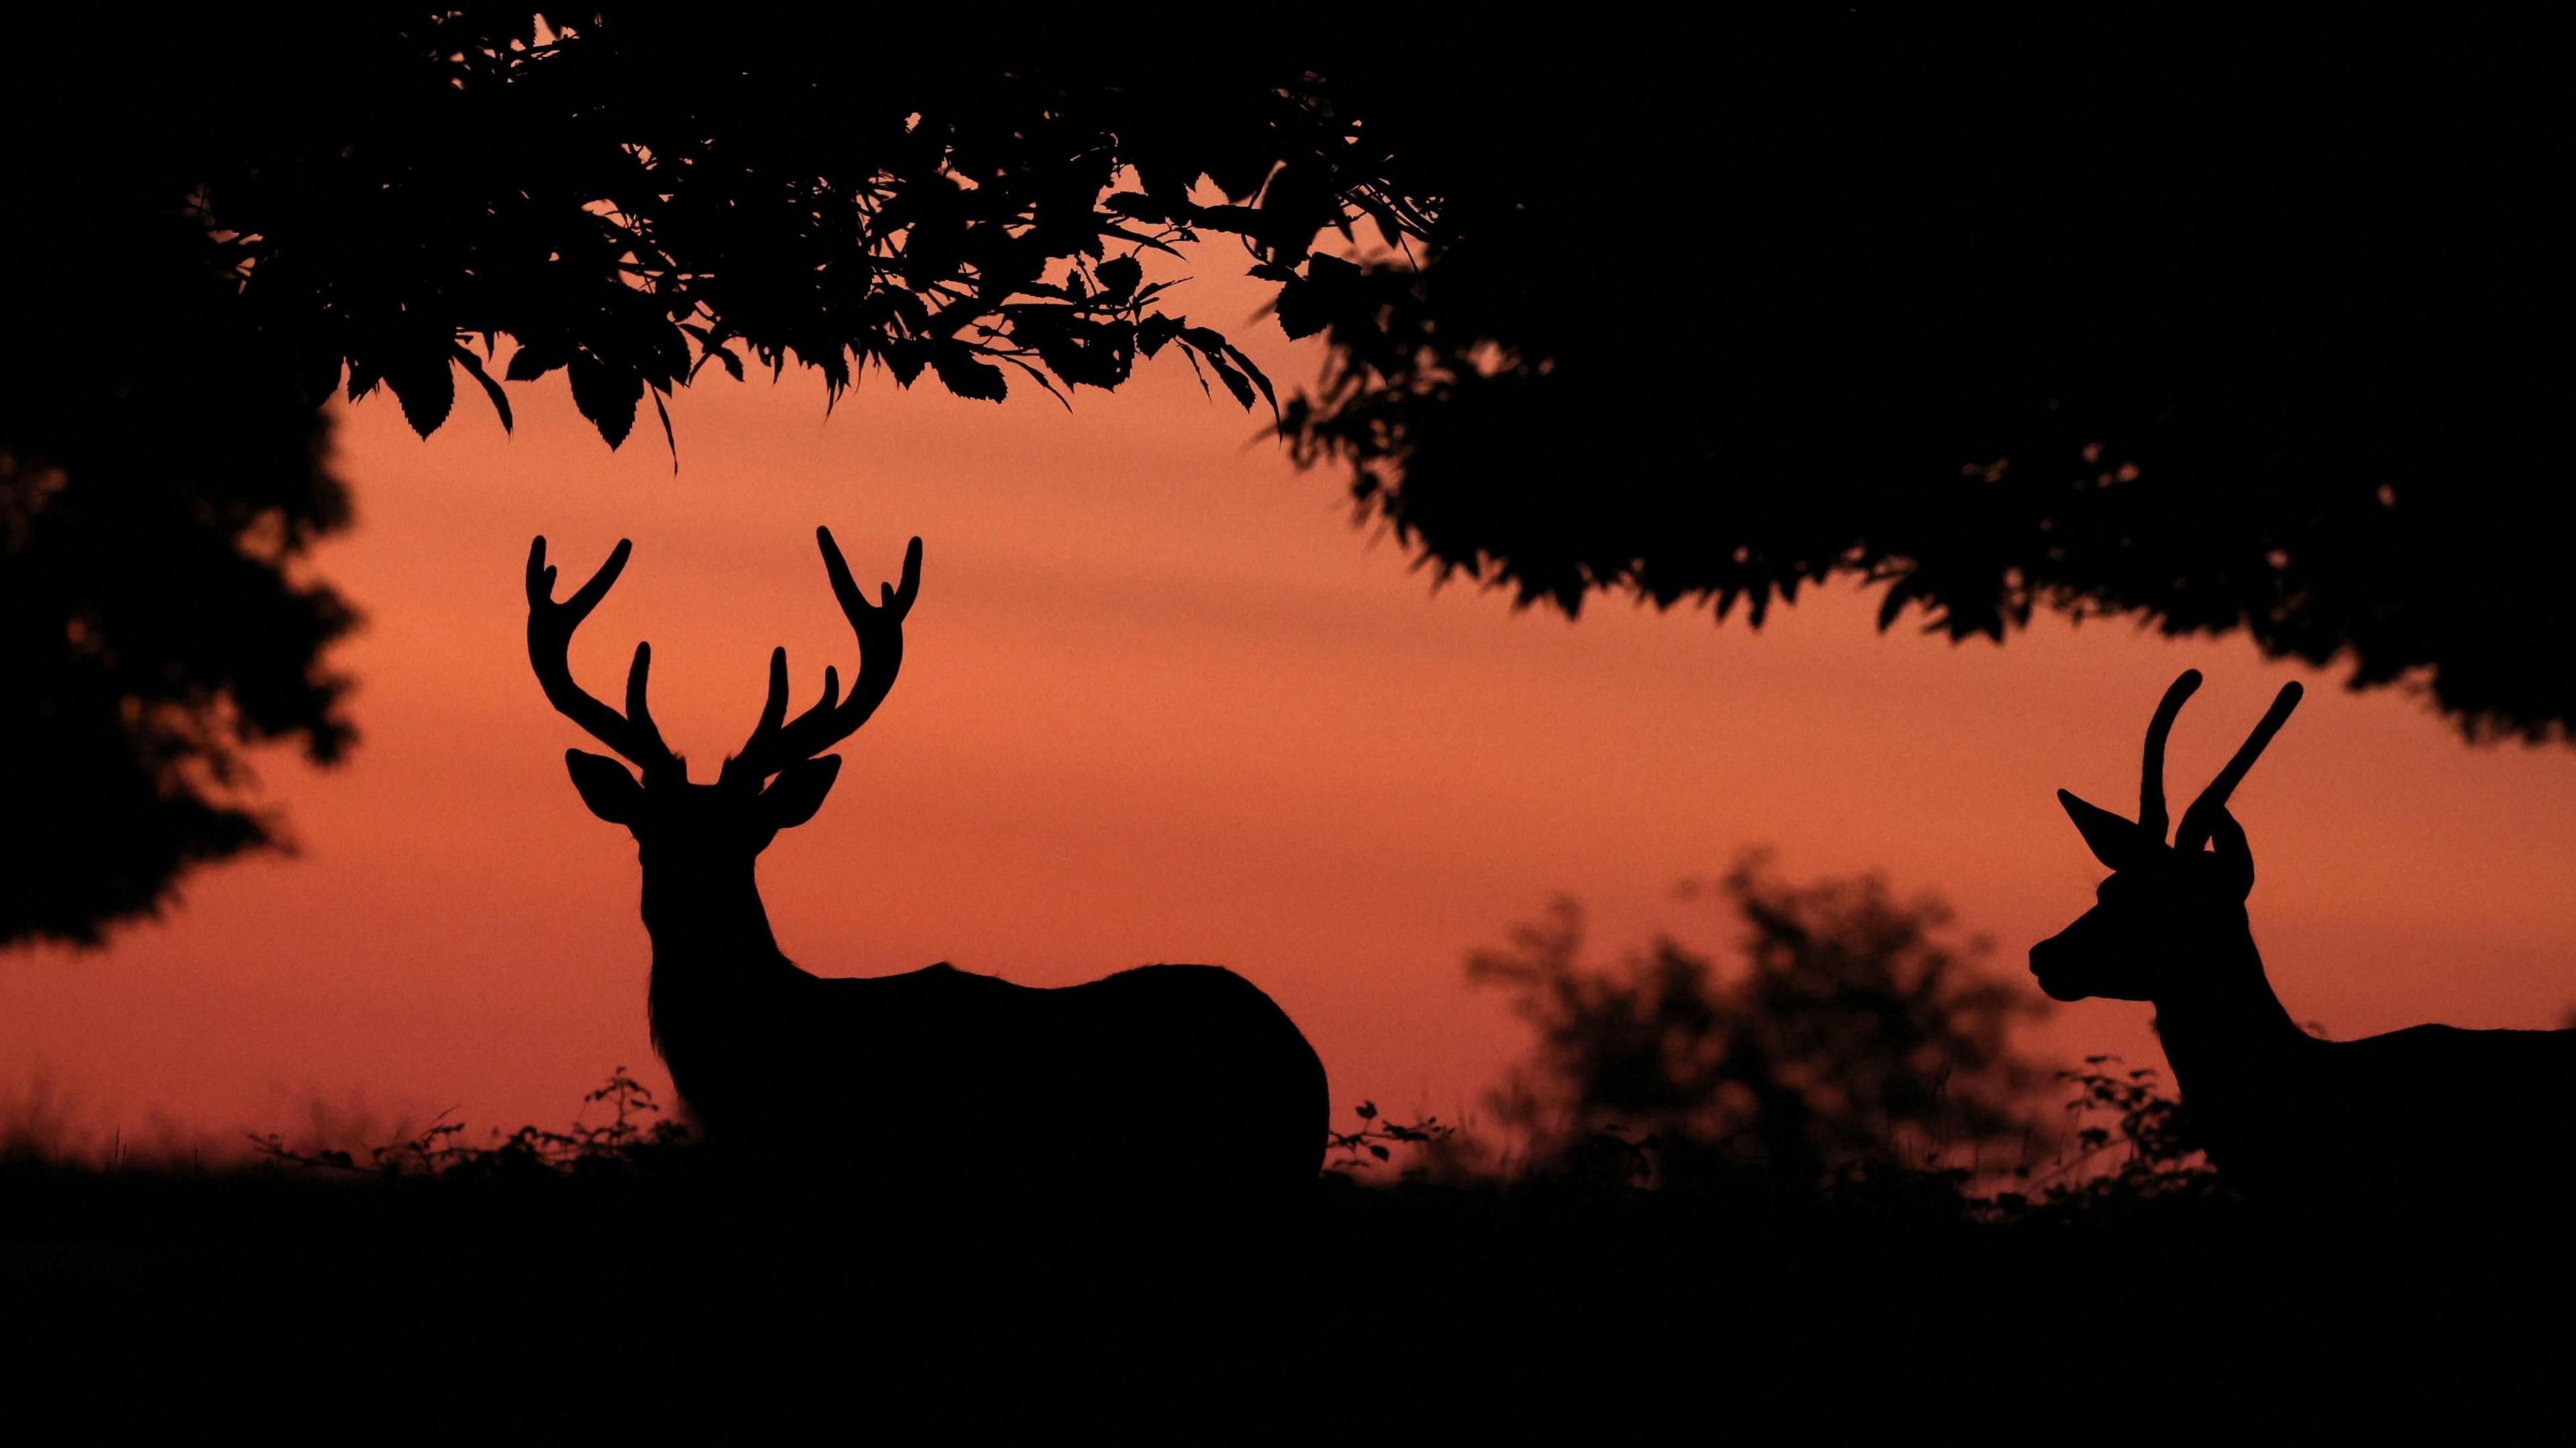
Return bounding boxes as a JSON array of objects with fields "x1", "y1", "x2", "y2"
[
  {"x1": 2033, "y1": 670, "x2": 2576, "y2": 1222},
  {"x1": 526, "y1": 528, "x2": 1328, "y2": 1196}
]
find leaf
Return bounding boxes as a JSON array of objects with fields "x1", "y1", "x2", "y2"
[
  {"x1": 1093, "y1": 223, "x2": 1189, "y2": 260},
  {"x1": 452, "y1": 344, "x2": 513, "y2": 433},
  {"x1": 1305, "y1": 251, "x2": 1363, "y2": 284},
  {"x1": 998, "y1": 355, "x2": 1072, "y2": 412},
  {"x1": 1094, "y1": 256, "x2": 1141, "y2": 303},
  {"x1": 1016, "y1": 309, "x2": 1129, "y2": 390},
  {"x1": 877, "y1": 338, "x2": 928, "y2": 387},
  {"x1": 1224, "y1": 344, "x2": 1277, "y2": 419},
  {"x1": 1191, "y1": 203, "x2": 1264, "y2": 235},
  {"x1": 568, "y1": 353, "x2": 641, "y2": 449},
  {"x1": 887, "y1": 288, "x2": 932, "y2": 333},
  {"x1": 1354, "y1": 192, "x2": 1410, "y2": 250},
  {"x1": 384, "y1": 350, "x2": 455, "y2": 437},
  {"x1": 504, "y1": 341, "x2": 570, "y2": 382},
  {"x1": 691, "y1": 341, "x2": 745, "y2": 383},
  {"x1": 1203, "y1": 351, "x2": 1257, "y2": 411},
  {"x1": 928, "y1": 345, "x2": 1008, "y2": 402},
  {"x1": 1274, "y1": 277, "x2": 1328, "y2": 339},
  {"x1": 650, "y1": 388, "x2": 676, "y2": 469},
  {"x1": 1103, "y1": 191, "x2": 1169, "y2": 223}
]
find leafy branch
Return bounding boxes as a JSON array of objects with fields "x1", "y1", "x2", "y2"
[{"x1": 1325, "y1": 1099, "x2": 1456, "y2": 1174}]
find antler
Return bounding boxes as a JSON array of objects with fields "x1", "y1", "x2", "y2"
[
  {"x1": 719, "y1": 529, "x2": 923, "y2": 788},
  {"x1": 2174, "y1": 681, "x2": 2303, "y2": 852},
  {"x1": 527, "y1": 537, "x2": 679, "y2": 778},
  {"x1": 2137, "y1": 669, "x2": 2204, "y2": 844}
]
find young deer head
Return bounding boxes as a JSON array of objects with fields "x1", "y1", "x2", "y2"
[
  {"x1": 525, "y1": 527, "x2": 920, "y2": 905},
  {"x1": 2029, "y1": 670, "x2": 2304, "y2": 1004},
  {"x1": 2033, "y1": 669, "x2": 2576, "y2": 1229}
]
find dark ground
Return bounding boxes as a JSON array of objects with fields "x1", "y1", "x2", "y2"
[{"x1": 4, "y1": 1146, "x2": 2566, "y2": 1436}]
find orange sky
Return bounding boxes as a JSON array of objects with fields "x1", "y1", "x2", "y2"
[{"x1": 7, "y1": 260, "x2": 2576, "y2": 1156}]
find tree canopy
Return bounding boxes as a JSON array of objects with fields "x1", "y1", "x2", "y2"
[
  {"x1": 9, "y1": 11, "x2": 2572, "y2": 946},
  {"x1": 4, "y1": 11, "x2": 1375, "y2": 945},
  {"x1": 5, "y1": 32, "x2": 356, "y2": 946},
  {"x1": 1283, "y1": 18, "x2": 2576, "y2": 742},
  {"x1": 154, "y1": 15, "x2": 1380, "y2": 443}
]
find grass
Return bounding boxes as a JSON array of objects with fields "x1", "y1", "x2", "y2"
[{"x1": 0, "y1": 1066, "x2": 2561, "y2": 1432}]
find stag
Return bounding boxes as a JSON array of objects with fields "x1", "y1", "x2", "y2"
[
  {"x1": 525, "y1": 527, "x2": 1328, "y2": 1196},
  {"x1": 2032, "y1": 671, "x2": 2576, "y2": 1223}
]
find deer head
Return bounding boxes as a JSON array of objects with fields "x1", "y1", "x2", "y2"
[
  {"x1": 2029, "y1": 670, "x2": 2304, "y2": 1003},
  {"x1": 525, "y1": 527, "x2": 922, "y2": 875}
]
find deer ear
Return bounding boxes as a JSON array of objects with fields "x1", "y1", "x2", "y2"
[
  {"x1": 2058, "y1": 789, "x2": 2153, "y2": 871},
  {"x1": 758, "y1": 755, "x2": 842, "y2": 830},
  {"x1": 2204, "y1": 804, "x2": 2257, "y2": 898},
  {"x1": 566, "y1": 749, "x2": 645, "y2": 824}
]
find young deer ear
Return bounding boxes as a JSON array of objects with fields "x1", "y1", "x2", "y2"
[
  {"x1": 2203, "y1": 804, "x2": 2257, "y2": 898},
  {"x1": 758, "y1": 755, "x2": 843, "y2": 830},
  {"x1": 566, "y1": 749, "x2": 646, "y2": 824},
  {"x1": 2058, "y1": 789, "x2": 2153, "y2": 871}
]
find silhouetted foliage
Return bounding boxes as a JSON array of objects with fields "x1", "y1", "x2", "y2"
[
  {"x1": 1324, "y1": 1100, "x2": 1456, "y2": 1176},
  {"x1": 1, "y1": 87, "x2": 355, "y2": 947},
  {"x1": 2025, "y1": 1056, "x2": 2221, "y2": 1214},
  {"x1": 1, "y1": 11, "x2": 1389, "y2": 944},
  {"x1": 1466, "y1": 854, "x2": 2049, "y2": 1188},
  {"x1": 6, "y1": 1061, "x2": 2551, "y2": 1431},
  {"x1": 1281, "y1": 17, "x2": 2576, "y2": 742},
  {"x1": 28, "y1": 11, "x2": 1384, "y2": 449},
  {"x1": 19, "y1": 13, "x2": 2576, "y2": 946},
  {"x1": 247, "y1": 1068, "x2": 688, "y2": 1181}
]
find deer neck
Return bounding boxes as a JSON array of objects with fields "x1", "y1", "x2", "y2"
[
  {"x1": 633, "y1": 854, "x2": 808, "y2": 1129},
  {"x1": 637, "y1": 856, "x2": 803, "y2": 1002},
  {"x1": 2148, "y1": 920, "x2": 2311, "y2": 1115}
]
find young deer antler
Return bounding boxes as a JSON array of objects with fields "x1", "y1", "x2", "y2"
[
  {"x1": 525, "y1": 537, "x2": 680, "y2": 780},
  {"x1": 2172, "y1": 679, "x2": 2305, "y2": 852},
  {"x1": 2135, "y1": 668, "x2": 2202, "y2": 844}
]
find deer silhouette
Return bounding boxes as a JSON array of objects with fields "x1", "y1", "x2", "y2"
[
  {"x1": 2032, "y1": 670, "x2": 2576, "y2": 1223},
  {"x1": 526, "y1": 528, "x2": 1328, "y2": 1196}
]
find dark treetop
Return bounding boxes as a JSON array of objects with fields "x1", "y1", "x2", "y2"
[
  {"x1": 3, "y1": 11, "x2": 1360, "y2": 945},
  {"x1": 7, "y1": 12, "x2": 2571, "y2": 945}
]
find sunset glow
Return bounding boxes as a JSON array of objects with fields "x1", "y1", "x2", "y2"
[{"x1": 9, "y1": 261, "x2": 2575, "y2": 1156}]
